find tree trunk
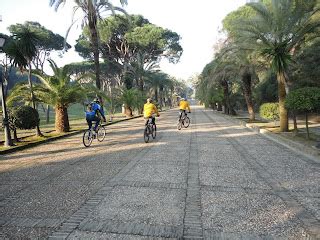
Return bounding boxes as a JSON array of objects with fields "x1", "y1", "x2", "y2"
[
  {"x1": 55, "y1": 105, "x2": 70, "y2": 133},
  {"x1": 13, "y1": 128, "x2": 19, "y2": 142},
  {"x1": 46, "y1": 105, "x2": 50, "y2": 124},
  {"x1": 0, "y1": 74, "x2": 13, "y2": 146},
  {"x1": 242, "y1": 73, "x2": 255, "y2": 121},
  {"x1": 88, "y1": 2, "x2": 101, "y2": 90},
  {"x1": 292, "y1": 112, "x2": 298, "y2": 136},
  {"x1": 154, "y1": 88, "x2": 158, "y2": 103},
  {"x1": 124, "y1": 106, "x2": 133, "y2": 117},
  {"x1": 28, "y1": 61, "x2": 43, "y2": 136},
  {"x1": 277, "y1": 72, "x2": 288, "y2": 132},
  {"x1": 305, "y1": 112, "x2": 309, "y2": 139},
  {"x1": 217, "y1": 103, "x2": 222, "y2": 111},
  {"x1": 139, "y1": 77, "x2": 144, "y2": 91},
  {"x1": 159, "y1": 86, "x2": 164, "y2": 107},
  {"x1": 222, "y1": 81, "x2": 230, "y2": 114}
]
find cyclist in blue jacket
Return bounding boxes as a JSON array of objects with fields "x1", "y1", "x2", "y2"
[{"x1": 85, "y1": 98, "x2": 106, "y2": 132}]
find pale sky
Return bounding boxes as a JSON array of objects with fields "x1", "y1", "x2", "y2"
[{"x1": 0, "y1": 0, "x2": 246, "y2": 80}]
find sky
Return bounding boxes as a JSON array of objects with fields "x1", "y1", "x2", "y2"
[{"x1": 0, "y1": 0, "x2": 247, "y2": 80}]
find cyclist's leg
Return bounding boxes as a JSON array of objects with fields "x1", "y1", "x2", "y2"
[
  {"x1": 152, "y1": 116, "x2": 155, "y2": 125},
  {"x1": 86, "y1": 118, "x2": 93, "y2": 130},
  {"x1": 179, "y1": 110, "x2": 183, "y2": 120},
  {"x1": 144, "y1": 117, "x2": 149, "y2": 126},
  {"x1": 93, "y1": 117, "x2": 100, "y2": 132}
]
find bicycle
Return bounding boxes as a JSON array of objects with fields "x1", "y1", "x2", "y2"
[
  {"x1": 177, "y1": 111, "x2": 190, "y2": 130},
  {"x1": 144, "y1": 117, "x2": 156, "y2": 143},
  {"x1": 83, "y1": 123, "x2": 106, "y2": 147}
]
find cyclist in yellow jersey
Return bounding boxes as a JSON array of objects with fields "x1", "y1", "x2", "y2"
[
  {"x1": 179, "y1": 98, "x2": 191, "y2": 120},
  {"x1": 143, "y1": 98, "x2": 160, "y2": 125}
]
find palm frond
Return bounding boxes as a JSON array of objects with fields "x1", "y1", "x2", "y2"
[{"x1": 49, "y1": 0, "x2": 66, "y2": 11}]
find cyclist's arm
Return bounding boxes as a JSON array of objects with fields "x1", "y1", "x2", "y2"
[
  {"x1": 97, "y1": 108, "x2": 106, "y2": 121},
  {"x1": 153, "y1": 105, "x2": 159, "y2": 116},
  {"x1": 187, "y1": 102, "x2": 191, "y2": 112}
]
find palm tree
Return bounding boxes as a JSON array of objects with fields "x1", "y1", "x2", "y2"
[
  {"x1": 117, "y1": 87, "x2": 144, "y2": 117},
  {"x1": 6, "y1": 26, "x2": 43, "y2": 136},
  {"x1": 206, "y1": 57, "x2": 237, "y2": 115},
  {"x1": 50, "y1": 0, "x2": 128, "y2": 90},
  {"x1": 145, "y1": 71, "x2": 172, "y2": 107},
  {"x1": 219, "y1": 42, "x2": 259, "y2": 120},
  {"x1": 235, "y1": 0, "x2": 320, "y2": 131},
  {"x1": 32, "y1": 60, "x2": 86, "y2": 132}
]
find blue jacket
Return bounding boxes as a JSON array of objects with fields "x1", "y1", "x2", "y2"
[{"x1": 85, "y1": 103, "x2": 105, "y2": 120}]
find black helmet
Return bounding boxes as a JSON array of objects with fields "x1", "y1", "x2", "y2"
[{"x1": 93, "y1": 97, "x2": 100, "y2": 103}]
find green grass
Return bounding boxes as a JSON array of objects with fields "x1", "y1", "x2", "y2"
[
  {"x1": 37, "y1": 103, "x2": 85, "y2": 125},
  {"x1": 1, "y1": 103, "x2": 170, "y2": 147}
]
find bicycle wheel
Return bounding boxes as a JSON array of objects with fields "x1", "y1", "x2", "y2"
[
  {"x1": 97, "y1": 126, "x2": 106, "y2": 142},
  {"x1": 177, "y1": 120, "x2": 182, "y2": 130},
  {"x1": 183, "y1": 116, "x2": 190, "y2": 128},
  {"x1": 152, "y1": 124, "x2": 156, "y2": 139},
  {"x1": 83, "y1": 130, "x2": 93, "y2": 147},
  {"x1": 144, "y1": 126, "x2": 150, "y2": 143}
]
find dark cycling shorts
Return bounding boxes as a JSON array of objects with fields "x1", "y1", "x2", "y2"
[{"x1": 144, "y1": 116, "x2": 155, "y2": 125}]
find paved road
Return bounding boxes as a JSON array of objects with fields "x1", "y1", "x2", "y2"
[{"x1": 0, "y1": 106, "x2": 319, "y2": 239}]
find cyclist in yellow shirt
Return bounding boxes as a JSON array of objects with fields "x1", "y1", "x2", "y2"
[
  {"x1": 143, "y1": 98, "x2": 160, "y2": 125},
  {"x1": 179, "y1": 98, "x2": 191, "y2": 120}
]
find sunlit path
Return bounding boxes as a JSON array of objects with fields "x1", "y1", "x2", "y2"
[{"x1": 0, "y1": 105, "x2": 319, "y2": 239}]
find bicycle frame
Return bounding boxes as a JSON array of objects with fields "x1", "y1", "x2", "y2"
[{"x1": 144, "y1": 117, "x2": 156, "y2": 143}]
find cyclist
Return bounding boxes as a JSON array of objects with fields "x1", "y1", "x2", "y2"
[
  {"x1": 179, "y1": 97, "x2": 191, "y2": 120},
  {"x1": 143, "y1": 98, "x2": 160, "y2": 125},
  {"x1": 85, "y1": 98, "x2": 106, "y2": 133}
]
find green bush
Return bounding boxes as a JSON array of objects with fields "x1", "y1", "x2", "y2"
[
  {"x1": 259, "y1": 103, "x2": 279, "y2": 121},
  {"x1": 285, "y1": 87, "x2": 320, "y2": 112},
  {"x1": 285, "y1": 87, "x2": 320, "y2": 139},
  {"x1": 11, "y1": 106, "x2": 40, "y2": 130}
]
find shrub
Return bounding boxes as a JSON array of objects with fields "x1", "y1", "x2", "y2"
[
  {"x1": 11, "y1": 106, "x2": 40, "y2": 130},
  {"x1": 259, "y1": 103, "x2": 279, "y2": 121},
  {"x1": 285, "y1": 87, "x2": 320, "y2": 139},
  {"x1": 285, "y1": 87, "x2": 320, "y2": 112}
]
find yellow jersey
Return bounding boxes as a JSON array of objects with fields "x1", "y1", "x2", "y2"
[
  {"x1": 143, "y1": 103, "x2": 159, "y2": 118},
  {"x1": 179, "y1": 100, "x2": 191, "y2": 112}
]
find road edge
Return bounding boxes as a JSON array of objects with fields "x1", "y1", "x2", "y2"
[
  {"x1": 0, "y1": 115, "x2": 143, "y2": 156},
  {"x1": 211, "y1": 110, "x2": 320, "y2": 163}
]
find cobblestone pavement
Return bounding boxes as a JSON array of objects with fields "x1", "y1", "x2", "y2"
[{"x1": 0, "y1": 106, "x2": 319, "y2": 239}]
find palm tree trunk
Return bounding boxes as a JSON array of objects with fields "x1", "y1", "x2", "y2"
[
  {"x1": 88, "y1": 1, "x2": 101, "y2": 90},
  {"x1": 46, "y1": 105, "x2": 50, "y2": 124},
  {"x1": 217, "y1": 103, "x2": 222, "y2": 111},
  {"x1": 222, "y1": 81, "x2": 230, "y2": 114},
  {"x1": 244, "y1": 94, "x2": 255, "y2": 120},
  {"x1": 139, "y1": 77, "x2": 144, "y2": 91},
  {"x1": 305, "y1": 112, "x2": 309, "y2": 139},
  {"x1": 28, "y1": 61, "x2": 43, "y2": 136},
  {"x1": 277, "y1": 72, "x2": 288, "y2": 132},
  {"x1": 55, "y1": 105, "x2": 70, "y2": 132},
  {"x1": 124, "y1": 106, "x2": 133, "y2": 117},
  {"x1": 292, "y1": 112, "x2": 298, "y2": 136},
  {"x1": 154, "y1": 88, "x2": 158, "y2": 102},
  {"x1": 159, "y1": 87, "x2": 164, "y2": 107},
  {"x1": 242, "y1": 73, "x2": 255, "y2": 121},
  {"x1": 13, "y1": 128, "x2": 19, "y2": 142}
]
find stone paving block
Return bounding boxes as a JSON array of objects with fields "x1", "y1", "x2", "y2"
[
  {"x1": 199, "y1": 166, "x2": 271, "y2": 190},
  {"x1": 122, "y1": 163, "x2": 188, "y2": 184},
  {"x1": 86, "y1": 186, "x2": 185, "y2": 227},
  {"x1": 48, "y1": 232, "x2": 70, "y2": 239},
  {"x1": 23, "y1": 218, "x2": 42, "y2": 227},
  {"x1": 201, "y1": 189, "x2": 306, "y2": 238}
]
